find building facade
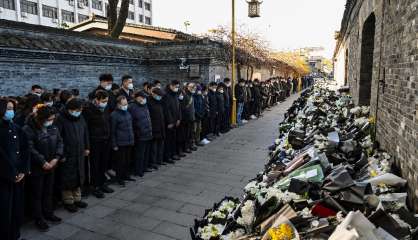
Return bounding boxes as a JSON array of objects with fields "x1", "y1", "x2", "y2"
[
  {"x1": 333, "y1": 0, "x2": 418, "y2": 210},
  {"x1": 0, "y1": 0, "x2": 152, "y2": 28}
]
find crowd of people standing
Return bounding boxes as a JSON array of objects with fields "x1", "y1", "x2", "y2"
[{"x1": 0, "y1": 73, "x2": 313, "y2": 240}]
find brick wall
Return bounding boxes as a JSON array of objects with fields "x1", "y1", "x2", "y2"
[{"x1": 335, "y1": 0, "x2": 418, "y2": 210}]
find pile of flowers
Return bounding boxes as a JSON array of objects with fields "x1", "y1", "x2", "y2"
[{"x1": 191, "y1": 83, "x2": 418, "y2": 240}]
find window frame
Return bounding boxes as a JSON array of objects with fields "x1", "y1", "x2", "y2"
[
  {"x1": 61, "y1": 9, "x2": 75, "y2": 23},
  {"x1": 42, "y1": 4, "x2": 58, "y2": 19},
  {"x1": 0, "y1": 0, "x2": 16, "y2": 10},
  {"x1": 20, "y1": 0, "x2": 38, "y2": 15}
]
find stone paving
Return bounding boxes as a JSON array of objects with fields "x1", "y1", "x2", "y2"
[{"x1": 22, "y1": 94, "x2": 299, "y2": 240}]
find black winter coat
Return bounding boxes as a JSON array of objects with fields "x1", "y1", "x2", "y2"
[
  {"x1": 208, "y1": 90, "x2": 218, "y2": 117},
  {"x1": 110, "y1": 109, "x2": 134, "y2": 148},
  {"x1": 193, "y1": 94, "x2": 205, "y2": 120},
  {"x1": 116, "y1": 88, "x2": 134, "y2": 103},
  {"x1": 216, "y1": 92, "x2": 225, "y2": 114},
  {"x1": 224, "y1": 87, "x2": 231, "y2": 109},
  {"x1": 0, "y1": 120, "x2": 30, "y2": 182},
  {"x1": 148, "y1": 98, "x2": 165, "y2": 139},
  {"x1": 235, "y1": 85, "x2": 245, "y2": 103},
  {"x1": 82, "y1": 102, "x2": 111, "y2": 142},
  {"x1": 162, "y1": 89, "x2": 181, "y2": 125},
  {"x1": 55, "y1": 112, "x2": 90, "y2": 189},
  {"x1": 23, "y1": 117, "x2": 64, "y2": 176},
  {"x1": 128, "y1": 102, "x2": 153, "y2": 141},
  {"x1": 181, "y1": 92, "x2": 195, "y2": 122}
]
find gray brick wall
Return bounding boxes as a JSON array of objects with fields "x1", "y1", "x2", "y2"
[{"x1": 338, "y1": 0, "x2": 418, "y2": 210}]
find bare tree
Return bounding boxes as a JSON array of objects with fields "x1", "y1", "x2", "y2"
[{"x1": 107, "y1": 0, "x2": 130, "y2": 38}]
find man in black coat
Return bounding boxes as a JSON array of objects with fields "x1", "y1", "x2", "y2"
[
  {"x1": 181, "y1": 83, "x2": 196, "y2": 152},
  {"x1": 222, "y1": 79, "x2": 232, "y2": 132},
  {"x1": 56, "y1": 98, "x2": 90, "y2": 212},
  {"x1": 162, "y1": 80, "x2": 181, "y2": 161},
  {"x1": 0, "y1": 99, "x2": 30, "y2": 240},
  {"x1": 207, "y1": 82, "x2": 218, "y2": 137},
  {"x1": 234, "y1": 79, "x2": 246, "y2": 126},
  {"x1": 216, "y1": 85, "x2": 225, "y2": 136},
  {"x1": 82, "y1": 90, "x2": 114, "y2": 199},
  {"x1": 129, "y1": 91, "x2": 153, "y2": 176},
  {"x1": 252, "y1": 79, "x2": 262, "y2": 118},
  {"x1": 88, "y1": 74, "x2": 117, "y2": 112},
  {"x1": 148, "y1": 88, "x2": 170, "y2": 166}
]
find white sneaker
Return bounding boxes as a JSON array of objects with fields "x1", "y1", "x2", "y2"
[
  {"x1": 201, "y1": 139, "x2": 210, "y2": 145},
  {"x1": 242, "y1": 119, "x2": 248, "y2": 124},
  {"x1": 250, "y1": 115, "x2": 257, "y2": 120}
]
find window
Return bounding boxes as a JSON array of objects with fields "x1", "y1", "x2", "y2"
[
  {"x1": 127, "y1": 11, "x2": 134, "y2": 20},
  {"x1": 42, "y1": 5, "x2": 57, "y2": 19},
  {"x1": 138, "y1": 14, "x2": 143, "y2": 22},
  {"x1": 78, "y1": 13, "x2": 89, "y2": 22},
  {"x1": 144, "y1": 2, "x2": 150, "y2": 10},
  {"x1": 20, "y1": 0, "x2": 38, "y2": 15},
  {"x1": 61, "y1": 9, "x2": 74, "y2": 22},
  {"x1": 145, "y1": 16, "x2": 151, "y2": 25},
  {"x1": 91, "y1": 0, "x2": 102, "y2": 10},
  {"x1": 138, "y1": 0, "x2": 142, "y2": 8},
  {"x1": 104, "y1": 3, "x2": 108, "y2": 16},
  {"x1": 129, "y1": 0, "x2": 133, "y2": 4},
  {"x1": 0, "y1": 0, "x2": 15, "y2": 10},
  {"x1": 78, "y1": 0, "x2": 88, "y2": 8}
]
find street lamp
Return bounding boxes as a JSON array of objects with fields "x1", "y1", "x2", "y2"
[{"x1": 230, "y1": 0, "x2": 262, "y2": 126}]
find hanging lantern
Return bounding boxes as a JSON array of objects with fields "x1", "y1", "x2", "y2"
[{"x1": 247, "y1": 0, "x2": 262, "y2": 18}]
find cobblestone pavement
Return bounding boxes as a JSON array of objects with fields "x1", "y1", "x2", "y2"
[{"x1": 22, "y1": 94, "x2": 299, "y2": 240}]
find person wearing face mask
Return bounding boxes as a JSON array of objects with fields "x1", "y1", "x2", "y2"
[
  {"x1": 82, "y1": 90, "x2": 114, "y2": 199},
  {"x1": 128, "y1": 91, "x2": 153, "y2": 177},
  {"x1": 14, "y1": 95, "x2": 41, "y2": 127},
  {"x1": 215, "y1": 85, "x2": 225, "y2": 137},
  {"x1": 41, "y1": 92, "x2": 55, "y2": 109},
  {"x1": 89, "y1": 74, "x2": 116, "y2": 112},
  {"x1": 23, "y1": 105, "x2": 63, "y2": 232},
  {"x1": 222, "y1": 79, "x2": 232, "y2": 132},
  {"x1": 235, "y1": 79, "x2": 246, "y2": 126},
  {"x1": 207, "y1": 82, "x2": 219, "y2": 138},
  {"x1": 110, "y1": 96, "x2": 135, "y2": 186},
  {"x1": 180, "y1": 83, "x2": 197, "y2": 153},
  {"x1": 193, "y1": 85, "x2": 204, "y2": 147},
  {"x1": 148, "y1": 88, "x2": 170, "y2": 166},
  {"x1": 55, "y1": 98, "x2": 90, "y2": 213},
  {"x1": 29, "y1": 85, "x2": 44, "y2": 99},
  {"x1": 162, "y1": 80, "x2": 182, "y2": 162},
  {"x1": 0, "y1": 98, "x2": 30, "y2": 240},
  {"x1": 117, "y1": 75, "x2": 134, "y2": 102}
]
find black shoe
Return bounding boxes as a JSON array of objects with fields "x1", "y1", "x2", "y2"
[
  {"x1": 165, "y1": 160, "x2": 175, "y2": 164},
  {"x1": 64, "y1": 204, "x2": 78, "y2": 213},
  {"x1": 100, "y1": 185, "x2": 114, "y2": 193},
  {"x1": 74, "y1": 201, "x2": 88, "y2": 209},
  {"x1": 151, "y1": 165, "x2": 159, "y2": 170},
  {"x1": 124, "y1": 177, "x2": 136, "y2": 182},
  {"x1": 184, "y1": 149, "x2": 192, "y2": 154},
  {"x1": 172, "y1": 156, "x2": 181, "y2": 161},
  {"x1": 92, "y1": 189, "x2": 105, "y2": 199},
  {"x1": 35, "y1": 219, "x2": 49, "y2": 232},
  {"x1": 144, "y1": 169, "x2": 152, "y2": 173},
  {"x1": 191, "y1": 146, "x2": 198, "y2": 151},
  {"x1": 159, "y1": 162, "x2": 168, "y2": 166},
  {"x1": 196, "y1": 143, "x2": 204, "y2": 147},
  {"x1": 179, "y1": 153, "x2": 187, "y2": 157},
  {"x1": 44, "y1": 214, "x2": 62, "y2": 223}
]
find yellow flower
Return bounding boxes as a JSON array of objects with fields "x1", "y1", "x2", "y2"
[
  {"x1": 369, "y1": 116, "x2": 376, "y2": 124},
  {"x1": 268, "y1": 223, "x2": 294, "y2": 240}
]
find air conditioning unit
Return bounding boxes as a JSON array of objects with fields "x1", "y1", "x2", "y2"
[
  {"x1": 69, "y1": 0, "x2": 75, "y2": 6},
  {"x1": 21, "y1": 12, "x2": 28, "y2": 18},
  {"x1": 52, "y1": 18, "x2": 58, "y2": 23}
]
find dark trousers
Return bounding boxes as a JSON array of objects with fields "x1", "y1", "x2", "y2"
[
  {"x1": 90, "y1": 140, "x2": 110, "y2": 188},
  {"x1": 164, "y1": 127, "x2": 177, "y2": 160},
  {"x1": 29, "y1": 173, "x2": 54, "y2": 220},
  {"x1": 183, "y1": 121, "x2": 194, "y2": 150},
  {"x1": 0, "y1": 180, "x2": 24, "y2": 240},
  {"x1": 134, "y1": 140, "x2": 152, "y2": 176},
  {"x1": 223, "y1": 107, "x2": 231, "y2": 131},
  {"x1": 114, "y1": 146, "x2": 132, "y2": 181},
  {"x1": 151, "y1": 138, "x2": 164, "y2": 165},
  {"x1": 209, "y1": 115, "x2": 217, "y2": 135},
  {"x1": 201, "y1": 116, "x2": 209, "y2": 139},
  {"x1": 217, "y1": 112, "x2": 224, "y2": 134}
]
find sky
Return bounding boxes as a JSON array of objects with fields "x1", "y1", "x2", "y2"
[{"x1": 153, "y1": 0, "x2": 347, "y2": 59}]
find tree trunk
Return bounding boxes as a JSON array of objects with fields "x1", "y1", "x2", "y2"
[
  {"x1": 107, "y1": 0, "x2": 118, "y2": 34},
  {"x1": 108, "y1": 0, "x2": 130, "y2": 38}
]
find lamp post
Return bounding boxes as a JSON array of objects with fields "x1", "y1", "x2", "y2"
[{"x1": 230, "y1": 0, "x2": 262, "y2": 125}]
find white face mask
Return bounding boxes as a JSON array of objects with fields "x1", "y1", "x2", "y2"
[
  {"x1": 127, "y1": 83, "x2": 134, "y2": 90},
  {"x1": 179, "y1": 95, "x2": 184, "y2": 100},
  {"x1": 104, "y1": 85, "x2": 112, "y2": 91}
]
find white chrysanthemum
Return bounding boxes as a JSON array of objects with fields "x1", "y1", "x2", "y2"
[
  {"x1": 237, "y1": 200, "x2": 255, "y2": 228},
  {"x1": 198, "y1": 224, "x2": 224, "y2": 240},
  {"x1": 222, "y1": 229, "x2": 246, "y2": 240}
]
